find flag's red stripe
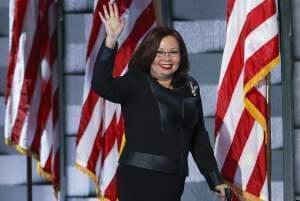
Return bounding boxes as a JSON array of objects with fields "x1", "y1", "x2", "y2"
[
  {"x1": 76, "y1": 90, "x2": 100, "y2": 145},
  {"x1": 10, "y1": 37, "x2": 40, "y2": 143},
  {"x1": 87, "y1": 119, "x2": 103, "y2": 172},
  {"x1": 31, "y1": 17, "x2": 58, "y2": 153},
  {"x1": 10, "y1": 0, "x2": 54, "y2": 144},
  {"x1": 221, "y1": 88, "x2": 267, "y2": 181},
  {"x1": 53, "y1": 89, "x2": 59, "y2": 124},
  {"x1": 244, "y1": 36, "x2": 279, "y2": 85},
  {"x1": 113, "y1": 2, "x2": 155, "y2": 77},
  {"x1": 6, "y1": 0, "x2": 28, "y2": 101},
  {"x1": 31, "y1": 79, "x2": 52, "y2": 153},
  {"x1": 101, "y1": 114, "x2": 119, "y2": 164},
  {"x1": 104, "y1": 175, "x2": 118, "y2": 201},
  {"x1": 86, "y1": 0, "x2": 108, "y2": 60},
  {"x1": 226, "y1": 0, "x2": 236, "y2": 22},
  {"x1": 86, "y1": 0, "x2": 133, "y2": 60},
  {"x1": 246, "y1": 144, "x2": 267, "y2": 197},
  {"x1": 214, "y1": 0, "x2": 276, "y2": 135},
  {"x1": 221, "y1": 109, "x2": 255, "y2": 181},
  {"x1": 247, "y1": 88, "x2": 268, "y2": 119},
  {"x1": 53, "y1": 148, "x2": 60, "y2": 190},
  {"x1": 43, "y1": 147, "x2": 53, "y2": 174}
]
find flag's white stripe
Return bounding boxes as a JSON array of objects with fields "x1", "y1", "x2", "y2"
[
  {"x1": 48, "y1": 2, "x2": 57, "y2": 36},
  {"x1": 8, "y1": 0, "x2": 16, "y2": 50},
  {"x1": 4, "y1": 98, "x2": 12, "y2": 139},
  {"x1": 218, "y1": 0, "x2": 264, "y2": 89},
  {"x1": 215, "y1": 70, "x2": 244, "y2": 168},
  {"x1": 117, "y1": 0, "x2": 152, "y2": 45},
  {"x1": 83, "y1": 27, "x2": 106, "y2": 100},
  {"x1": 100, "y1": 141, "x2": 119, "y2": 192},
  {"x1": 41, "y1": 59, "x2": 51, "y2": 81},
  {"x1": 76, "y1": 99, "x2": 103, "y2": 166},
  {"x1": 40, "y1": 109, "x2": 54, "y2": 166},
  {"x1": 244, "y1": 15, "x2": 278, "y2": 61},
  {"x1": 260, "y1": 177, "x2": 269, "y2": 200},
  {"x1": 235, "y1": 121, "x2": 264, "y2": 189},
  {"x1": 103, "y1": 100, "x2": 122, "y2": 132},
  {"x1": 5, "y1": 0, "x2": 39, "y2": 141},
  {"x1": 18, "y1": 72, "x2": 42, "y2": 148}
]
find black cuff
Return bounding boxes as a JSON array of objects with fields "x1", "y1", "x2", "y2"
[
  {"x1": 98, "y1": 40, "x2": 118, "y2": 61},
  {"x1": 204, "y1": 171, "x2": 224, "y2": 191}
]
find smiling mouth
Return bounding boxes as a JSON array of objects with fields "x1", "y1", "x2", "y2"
[{"x1": 160, "y1": 64, "x2": 172, "y2": 70}]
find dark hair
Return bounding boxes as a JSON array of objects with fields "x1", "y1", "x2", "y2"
[{"x1": 128, "y1": 26, "x2": 189, "y2": 85}]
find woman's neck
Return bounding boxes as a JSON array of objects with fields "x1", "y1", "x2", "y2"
[{"x1": 157, "y1": 79, "x2": 173, "y2": 89}]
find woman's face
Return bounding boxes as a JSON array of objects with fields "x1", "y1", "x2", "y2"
[{"x1": 150, "y1": 35, "x2": 181, "y2": 81}]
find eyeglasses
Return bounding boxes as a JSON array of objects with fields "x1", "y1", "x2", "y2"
[{"x1": 156, "y1": 50, "x2": 180, "y2": 57}]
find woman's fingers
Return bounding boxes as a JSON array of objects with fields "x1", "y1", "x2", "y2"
[
  {"x1": 103, "y1": 4, "x2": 110, "y2": 20},
  {"x1": 108, "y1": 3, "x2": 115, "y2": 18},
  {"x1": 113, "y1": 3, "x2": 119, "y2": 18},
  {"x1": 99, "y1": 11, "x2": 106, "y2": 23}
]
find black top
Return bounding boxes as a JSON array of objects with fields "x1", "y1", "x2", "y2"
[{"x1": 91, "y1": 42, "x2": 223, "y2": 190}]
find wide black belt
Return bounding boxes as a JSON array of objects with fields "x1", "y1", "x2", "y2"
[{"x1": 119, "y1": 150, "x2": 187, "y2": 175}]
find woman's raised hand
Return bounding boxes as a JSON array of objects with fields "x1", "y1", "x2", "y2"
[{"x1": 99, "y1": 3, "x2": 125, "y2": 48}]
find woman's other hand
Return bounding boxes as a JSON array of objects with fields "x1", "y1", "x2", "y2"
[
  {"x1": 215, "y1": 184, "x2": 231, "y2": 201},
  {"x1": 99, "y1": 3, "x2": 125, "y2": 48}
]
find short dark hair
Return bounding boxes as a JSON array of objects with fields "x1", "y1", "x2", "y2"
[{"x1": 128, "y1": 26, "x2": 189, "y2": 85}]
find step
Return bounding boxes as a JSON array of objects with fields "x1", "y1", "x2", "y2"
[
  {"x1": 66, "y1": 166, "x2": 91, "y2": 196},
  {"x1": 0, "y1": 128, "x2": 19, "y2": 154},
  {"x1": 0, "y1": 154, "x2": 50, "y2": 185},
  {"x1": 64, "y1": 75, "x2": 84, "y2": 105},
  {"x1": 64, "y1": 0, "x2": 93, "y2": 12},
  {"x1": 172, "y1": 0, "x2": 225, "y2": 20},
  {"x1": 0, "y1": 155, "x2": 27, "y2": 185},
  {"x1": 0, "y1": 37, "x2": 8, "y2": 67},
  {"x1": 64, "y1": 13, "x2": 92, "y2": 74},
  {"x1": 189, "y1": 53, "x2": 281, "y2": 85},
  {"x1": 294, "y1": 129, "x2": 300, "y2": 193},
  {"x1": 0, "y1": 184, "x2": 56, "y2": 201},
  {"x1": 174, "y1": 20, "x2": 226, "y2": 54},
  {"x1": 0, "y1": 66, "x2": 6, "y2": 95},
  {"x1": 0, "y1": 96, "x2": 4, "y2": 126},
  {"x1": 293, "y1": 1, "x2": 300, "y2": 60},
  {"x1": 0, "y1": 1, "x2": 9, "y2": 36},
  {"x1": 294, "y1": 62, "x2": 300, "y2": 126}
]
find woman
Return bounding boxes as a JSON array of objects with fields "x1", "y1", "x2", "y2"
[{"x1": 92, "y1": 3, "x2": 229, "y2": 201}]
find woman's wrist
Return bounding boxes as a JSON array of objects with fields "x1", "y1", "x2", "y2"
[{"x1": 105, "y1": 36, "x2": 118, "y2": 48}]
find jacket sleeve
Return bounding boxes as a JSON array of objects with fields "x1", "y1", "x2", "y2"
[
  {"x1": 189, "y1": 83, "x2": 224, "y2": 191},
  {"x1": 91, "y1": 40, "x2": 137, "y2": 104}
]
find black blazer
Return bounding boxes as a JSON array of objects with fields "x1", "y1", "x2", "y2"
[{"x1": 91, "y1": 41, "x2": 223, "y2": 191}]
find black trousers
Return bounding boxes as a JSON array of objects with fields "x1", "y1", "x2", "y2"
[{"x1": 116, "y1": 164, "x2": 186, "y2": 201}]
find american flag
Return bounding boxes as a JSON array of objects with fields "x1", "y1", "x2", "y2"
[
  {"x1": 214, "y1": 0, "x2": 280, "y2": 200},
  {"x1": 5, "y1": 0, "x2": 60, "y2": 192},
  {"x1": 75, "y1": 0, "x2": 156, "y2": 200}
]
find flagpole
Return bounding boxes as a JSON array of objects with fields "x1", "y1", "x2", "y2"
[
  {"x1": 57, "y1": 0, "x2": 66, "y2": 200},
  {"x1": 266, "y1": 74, "x2": 272, "y2": 201},
  {"x1": 278, "y1": 0, "x2": 295, "y2": 200},
  {"x1": 154, "y1": 0, "x2": 172, "y2": 27},
  {"x1": 26, "y1": 156, "x2": 32, "y2": 201}
]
